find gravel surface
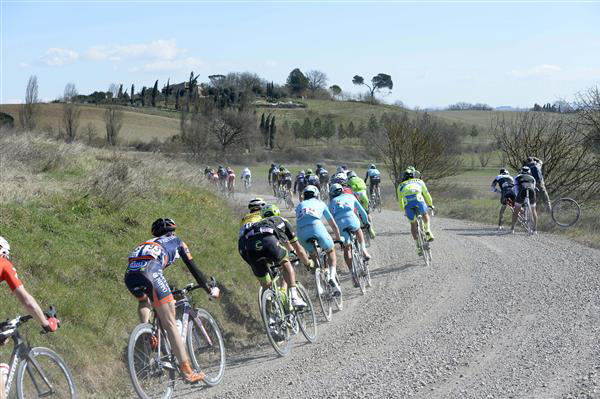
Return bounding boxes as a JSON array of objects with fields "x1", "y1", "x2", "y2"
[{"x1": 175, "y1": 203, "x2": 600, "y2": 399}]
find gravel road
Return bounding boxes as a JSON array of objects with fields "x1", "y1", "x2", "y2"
[{"x1": 176, "y1": 202, "x2": 600, "y2": 399}]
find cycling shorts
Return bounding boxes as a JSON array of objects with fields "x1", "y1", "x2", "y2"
[
  {"x1": 515, "y1": 188, "x2": 536, "y2": 207},
  {"x1": 0, "y1": 258, "x2": 22, "y2": 292},
  {"x1": 297, "y1": 223, "x2": 334, "y2": 253},
  {"x1": 354, "y1": 191, "x2": 369, "y2": 212},
  {"x1": 405, "y1": 199, "x2": 428, "y2": 221},
  {"x1": 241, "y1": 235, "x2": 288, "y2": 279},
  {"x1": 501, "y1": 189, "x2": 516, "y2": 206},
  {"x1": 336, "y1": 215, "x2": 361, "y2": 244},
  {"x1": 124, "y1": 260, "x2": 174, "y2": 307}
]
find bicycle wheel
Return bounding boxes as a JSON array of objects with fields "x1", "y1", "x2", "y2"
[
  {"x1": 352, "y1": 247, "x2": 367, "y2": 295},
  {"x1": 296, "y1": 284, "x2": 317, "y2": 343},
  {"x1": 315, "y1": 267, "x2": 332, "y2": 322},
  {"x1": 524, "y1": 200, "x2": 533, "y2": 234},
  {"x1": 186, "y1": 309, "x2": 226, "y2": 387},
  {"x1": 422, "y1": 238, "x2": 432, "y2": 267},
  {"x1": 16, "y1": 347, "x2": 77, "y2": 399},
  {"x1": 551, "y1": 198, "x2": 581, "y2": 227},
  {"x1": 416, "y1": 219, "x2": 429, "y2": 267},
  {"x1": 364, "y1": 259, "x2": 372, "y2": 288},
  {"x1": 333, "y1": 274, "x2": 343, "y2": 310},
  {"x1": 127, "y1": 323, "x2": 175, "y2": 399},
  {"x1": 362, "y1": 226, "x2": 371, "y2": 248},
  {"x1": 260, "y1": 288, "x2": 291, "y2": 357}
]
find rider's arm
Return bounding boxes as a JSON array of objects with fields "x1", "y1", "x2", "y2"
[
  {"x1": 490, "y1": 178, "x2": 498, "y2": 192},
  {"x1": 421, "y1": 181, "x2": 434, "y2": 207},
  {"x1": 354, "y1": 197, "x2": 369, "y2": 225},
  {"x1": 13, "y1": 285, "x2": 50, "y2": 328},
  {"x1": 396, "y1": 184, "x2": 406, "y2": 209},
  {"x1": 323, "y1": 208, "x2": 342, "y2": 242},
  {"x1": 178, "y1": 245, "x2": 212, "y2": 294}
]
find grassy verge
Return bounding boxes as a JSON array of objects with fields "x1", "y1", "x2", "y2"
[{"x1": 0, "y1": 134, "x2": 263, "y2": 397}]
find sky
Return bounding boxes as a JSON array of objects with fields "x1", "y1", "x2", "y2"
[{"x1": 1, "y1": 0, "x2": 599, "y2": 108}]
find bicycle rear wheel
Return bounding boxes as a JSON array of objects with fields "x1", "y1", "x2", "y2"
[
  {"x1": 315, "y1": 267, "x2": 332, "y2": 322},
  {"x1": 16, "y1": 347, "x2": 77, "y2": 399},
  {"x1": 296, "y1": 284, "x2": 318, "y2": 343},
  {"x1": 362, "y1": 226, "x2": 371, "y2": 248},
  {"x1": 187, "y1": 309, "x2": 226, "y2": 386},
  {"x1": 352, "y1": 247, "x2": 367, "y2": 295},
  {"x1": 333, "y1": 274, "x2": 343, "y2": 310},
  {"x1": 260, "y1": 288, "x2": 291, "y2": 357},
  {"x1": 524, "y1": 200, "x2": 534, "y2": 234},
  {"x1": 551, "y1": 198, "x2": 581, "y2": 227},
  {"x1": 127, "y1": 323, "x2": 175, "y2": 399},
  {"x1": 417, "y1": 219, "x2": 430, "y2": 267}
]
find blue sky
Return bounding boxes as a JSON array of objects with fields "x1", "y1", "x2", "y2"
[{"x1": 2, "y1": 1, "x2": 599, "y2": 108}]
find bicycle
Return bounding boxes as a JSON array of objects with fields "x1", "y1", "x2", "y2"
[
  {"x1": 412, "y1": 206, "x2": 432, "y2": 266},
  {"x1": 242, "y1": 176, "x2": 251, "y2": 193},
  {"x1": 0, "y1": 308, "x2": 77, "y2": 398},
  {"x1": 550, "y1": 197, "x2": 581, "y2": 227},
  {"x1": 319, "y1": 180, "x2": 329, "y2": 202},
  {"x1": 369, "y1": 184, "x2": 382, "y2": 213},
  {"x1": 307, "y1": 238, "x2": 343, "y2": 322},
  {"x1": 344, "y1": 227, "x2": 371, "y2": 295},
  {"x1": 258, "y1": 254, "x2": 317, "y2": 357},
  {"x1": 361, "y1": 223, "x2": 371, "y2": 248},
  {"x1": 281, "y1": 185, "x2": 295, "y2": 211},
  {"x1": 127, "y1": 281, "x2": 225, "y2": 399}
]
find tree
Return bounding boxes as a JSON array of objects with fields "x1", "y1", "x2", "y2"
[
  {"x1": 470, "y1": 125, "x2": 479, "y2": 137},
  {"x1": 301, "y1": 117, "x2": 312, "y2": 141},
  {"x1": 130, "y1": 84, "x2": 135, "y2": 105},
  {"x1": 338, "y1": 123, "x2": 346, "y2": 139},
  {"x1": 352, "y1": 73, "x2": 393, "y2": 103},
  {"x1": 329, "y1": 85, "x2": 342, "y2": 99},
  {"x1": 187, "y1": 72, "x2": 200, "y2": 110},
  {"x1": 269, "y1": 116, "x2": 276, "y2": 149},
  {"x1": 117, "y1": 84, "x2": 123, "y2": 100},
  {"x1": 151, "y1": 80, "x2": 158, "y2": 107},
  {"x1": 62, "y1": 84, "x2": 80, "y2": 142},
  {"x1": 286, "y1": 68, "x2": 309, "y2": 96},
  {"x1": 108, "y1": 83, "x2": 119, "y2": 101},
  {"x1": 179, "y1": 109, "x2": 209, "y2": 159},
  {"x1": 209, "y1": 110, "x2": 255, "y2": 152},
  {"x1": 367, "y1": 114, "x2": 379, "y2": 134},
  {"x1": 347, "y1": 121, "x2": 356, "y2": 138},
  {"x1": 306, "y1": 70, "x2": 328, "y2": 97},
  {"x1": 322, "y1": 118, "x2": 335, "y2": 141},
  {"x1": 141, "y1": 87, "x2": 146, "y2": 106},
  {"x1": 104, "y1": 105, "x2": 124, "y2": 146},
  {"x1": 292, "y1": 121, "x2": 302, "y2": 140},
  {"x1": 19, "y1": 75, "x2": 40, "y2": 131},
  {"x1": 175, "y1": 89, "x2": 181, "y2": 110},
  {"x1": 313, "y1": 117, "x2": 323, "y2": 139},
  {"x1": 163, "y1": 79, "x2": 170, "y2": 107},
  {"x1": 575, "y1": 86, "x2": 600, "y2": 152}
]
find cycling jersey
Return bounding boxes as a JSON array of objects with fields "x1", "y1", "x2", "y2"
[
  {"x1": 295, "y1": 198, "x2": 334, "y2": 252},
  {"x1": 514, "y1": 173, "x2": 537, "y2": 205},
  {"x1": 348, "y1": 176, "x2": 367, "y2": 193},
  {"x1": 242, "y1": 168, "x2": 251, "y2": 178},
  {"x1": 305, "y1": 175, "x2": 320, "y2": 188},
  {"x1": 316, "y1": 167, "x2": 328, "y2": 177},
  {"x1": 328, "y1": 193, "x2": 368, "y2": 243},
  {"x1": 365, "y1": 168, "x2": 381, "y2": 183},
  {"x1": 491, "y1": 175, "x2": 516, "y2": 205},
  {"x1": 0, "y1": 257, "x2": 22, "y2": 292},
  {"x1": 294, "y1": 173, "x2": 306, "y2": 193},
  {"x1": 397, "y1": 178, "x2": 433, "y2": 221},
  {"x1": 218, "y1": 167, "x2": 227, "y2": 179}
]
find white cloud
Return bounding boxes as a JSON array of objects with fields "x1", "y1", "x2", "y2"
[
  {"x1": 132, "y1": 57, "x2": 206, "y2": 73},
  {"x1": 40, "y1": 48, "x2": 79, "y2": 67},
  {"x1": 511, "y1": 64, "x2": 562, "y2": 78},
  {"x1": 86, "y1": 39, "x2": 182, "y2": 62}
]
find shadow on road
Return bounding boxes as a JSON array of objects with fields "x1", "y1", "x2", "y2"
[
  {"x1": 443, "y1": 227, "x2": 500, "y2": 237},
  {"x1": 371, "y1": 262, "x2": 420, "y2": 277},
  {"x1": 376, "y1": 231, "x2": 411, "y2": 237}
]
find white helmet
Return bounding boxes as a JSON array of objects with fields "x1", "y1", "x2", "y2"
[{"x1": 0, "y1": 236, "x2": 10, "y2": 258}]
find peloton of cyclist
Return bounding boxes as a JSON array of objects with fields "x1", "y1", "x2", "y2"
[
  {"x1": 365, "y1": 164, "x2": 381, "y2": 199},
  {"x1": 328, "y1": 184, "x2": 371, "y2": 286},
  {"x1": 397, "y1": 169, "x2": 435, "y2": 256},
  {"x1": 490, "y1": 168, "x2": 516, "y2": 230},
  {"x1": 294, "y1": 170, "x2": 307, "y2": 202},
  {"x1": 238, "y1": 204, "x2": 313, "y2": 311},
  {"x1": 347, "y1": 171, "x2": 376, "y2": 239},
  {"x1": 295, "y1": 186, "x2": 343, "y2": 296},
  {"x1": 124, "y1": 218, "x2": 220, "y2": 384},
  {"x1": 510, "y1": 166, "x2": 538, "y2": 234}
]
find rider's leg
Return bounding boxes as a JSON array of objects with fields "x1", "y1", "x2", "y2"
[
  {"x1": 356, "y1": 228, "x2": 371, "y2": 259},
  {"x1": 510, "y1": 203, "x2": 521, "y2": 232},
  {"x1": 325, "y1": 248, "x2": 337, "y2": 275},
  {"x1": 410, "y1": 221, "x2": 422, "y2": 254},
  {"x1": 422, "y1": 212, "x2": 434, "y2": 240},
  {"x1": 498, "y1": 204, "x2": 507, "y2": 228},
  {"x1": 138, "y1": 298, "x2": 152, "y2": 324},
  {"x1": 281, "y1": 259, "x2": 305, "y2": 307},
  {"x1": 532, "y1": 205, "x2": 538, "y2": 231}
]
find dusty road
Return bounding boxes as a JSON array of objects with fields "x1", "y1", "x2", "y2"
[{"x1": 175, "y1": 199, "x2": 600, "y2": 399}]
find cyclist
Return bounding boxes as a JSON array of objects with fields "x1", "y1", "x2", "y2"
[
  {"x1": 347, "y1": 171, "x2": 376, "y2": 239},
  {"x1": 365, "y1": 164, "x2": 381, "y2": 199},
  {"x1": 328, "y1": 184, "x2": 371, "y2": 286},
  {"x1": 511, "y1": 166, "x2": 538, "y2": 234},
  {"x1": 226, "y1": 167, "x2": 236, "y2": 194},
  {"x1": 217, "y1": 165, "x2": 228, "y2": 189},
  {"x1": 304, "y1": 169, "x2": 320, "y2": 191},
  {"x1": 209, "y1": 169, "x2": 219, "y2": 186},
  {"x1": 268, "y1": 163, "x2": 279, "y2": 187},
  {"x1": 294, "y1": 170, "x2": 307, "y2": 202},
  {"x1": 241, "y1": 167, "x2": 251, "y2": 188},
  {"x1": 336, "y1": 165, "x2": 349, "y2": 177},
  {"x1": 279, "y1": 167, "x2": 293, "y2": 196},
  {"x1": 397, "y1": 169, "x2": 435, "y2": 256},
  {"x1": 240, "y1": 198, "x2": 265, "y2": 230},
  {"x1": 331, "y1": 172, "x2": 353, "y2": 195},
  {"x1": 0, "y1": 236, "x2": 58, "y2": 333},
  {"x1": 523, "y1": 156, "x2": 551, "y2": 210},
  {"x1": 317, "y1": 164, "x2": 330, "y2": 195},
  {"x1": 203, "y1": 166, "x2": 212, "y2": 180},
  {"x1": 238, "y1": 204, "x2": 313, "y2": 309},
  {"x1": 124, "y1": 218, "x2": 220, "y2": 384},
  {"x1": 490, "y1": 168, "x2": 515, "y2": 230},
  {"x1": 295, "y1": 186, "x2": 343, "y2": 296}
]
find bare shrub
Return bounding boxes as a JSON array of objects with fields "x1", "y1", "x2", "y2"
[
  {"x1": 62, "y1": 103, "x2": 81, "y2": 142},
  {"x1": 493, "y1": 112, "x2": 600, "y2": 201},
  {"x1": 209, "y1": 110, "x2": 256, "y2": 153},
  {"x1": 85, "y1": 123, "x2": 97, "y2": 145},
  {"x1": 19, "y1": 76, "x2": 40, "y2": 131},
  {"x1": 575, "y1": 86, "x2": 600, "y2": 152},
  {"x1": 180, "y1": 110, "x2": 210, "y2": 159},
  {"x1": 104, "y1": 105, "x2": 124, "y2": 146}
]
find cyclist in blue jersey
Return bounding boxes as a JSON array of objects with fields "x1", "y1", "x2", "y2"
[
  {"x1": 295, "y1": 186, "x2": 343, "y2": 295},
  {"x1": 365, "y1": 164, "x2": 381, "y2": 199},
  {"x1": 328, "y1": 184, "x2": 371, "y2": 282}
]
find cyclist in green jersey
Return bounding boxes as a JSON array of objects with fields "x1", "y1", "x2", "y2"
[
  {"x1": 397, "y1": 169, "x2": 435, "y2": 255},
  {"x1": 347, "y1": 171, "x2": 376, "y2": 239}
]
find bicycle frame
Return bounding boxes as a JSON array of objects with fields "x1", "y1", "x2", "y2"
[{"x1": 174, "y1": 294, "x2": 214, "y2": 348}]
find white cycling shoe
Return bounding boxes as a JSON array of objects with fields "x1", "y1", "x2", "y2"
[
  {"x1": 290, "y1": 291, "x2": 307, "y2": 308},
  {"x1": 329, "y1": 279, "x2": 342, "y2": 297}
]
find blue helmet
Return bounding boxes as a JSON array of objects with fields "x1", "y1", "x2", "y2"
[{"x1": 303, "y1": 185, "x2": 320, "y2": 200}]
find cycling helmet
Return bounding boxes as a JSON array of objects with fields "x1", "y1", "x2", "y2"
[
  {"x1": 521, "y1": 166, "x2": 531, "y2": 174},
  {"x1": 271, "y1": 163, "x2": 275, "y2": 167},
  {"x1": 525, "y1": 157, "x2": 534, "y2": 164},
  {"x1": 403, "y1": 169, "x2": 416, "y2": 181},
  {"x1": 0, "y1": 236, "x2": 10, "y2": 258},
  {"x1": 261, "y1": 204, "x2": 280, "y2": 218},
  {"x1": 500, "y1": 168, "x2": 509, "y2": 175},
  {"x1": 329, "y1": 183, "x2": 344, "y2": 198},
  {"x1": 369, "y1": 164, "x2": 376, "y2": 169},
  {"x1": 299, "y1": 170, "x2": 305, "y2": 175},
  {"x1": 248, "y1": 198, "x2": 266, "y2": 212},
  {"x1": 303, "y1": 185, "x2": 320, "y2": 200},
  {"x1": 306, "y1": 169, "x2": 313, "y2": 175},
  {"x1": 332, "y1": 172, "x2": 347, "y2": 185},
  {"x1": 316, "y1": 163, "x2": 322, "y2": 168},
  {"x1": 151, "y1": 218, "x2": 177, "y2": 237},
  {"x1": 346, "y1": 170, "x2": 357, "y2": 179}
]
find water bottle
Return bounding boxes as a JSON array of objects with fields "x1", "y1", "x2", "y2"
[{"x1": 0, "y1": 362, "x2": 9, "y2": 385}]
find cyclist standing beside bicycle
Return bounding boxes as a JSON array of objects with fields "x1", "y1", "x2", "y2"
[
  {"x1": 365, "y1": 164, "x2": 381, "y2": 200},
  {"x1": 490, "y1": 168, "x2": 516, "y2": 231},
  {"x1": 124, "y1": 218, "x2": 220, "y2": 384},
  {"x1": 238, "y1": 204, "x2": 313, "y2": 308},
  {"x1": 295, "y1": 186, "x2": 344, "y2": 296},
  {"x1": 510, "y1": 166, "x2": 539, "y2": 234},
  {"x1": 524, "y1": 156, "x2": 552, "y2": 211},
  {"x1": 397, "y1": 169, "x2": 435, "y2": 256}
]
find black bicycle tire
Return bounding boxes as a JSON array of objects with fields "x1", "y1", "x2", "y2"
[
  {"x1": 259, "y1": 289, "x2": 291, "y2": 357},
  {"x1": 186, "y1": 309, "x2": 226, "y2": 386},
  {"x1": 315, "y1": 267, "x2": 332, "y2": 322},
  {"x1": 296, "y1": 284, "x2": 318, "y2": 343},
  {"x1": 127, "y1": 323, "x2": 175, "y2": 399},
  {"x1": 16, "y1": 347, "x2": 77, "y2": 399},
  {"x1": 333, "y1": 274, "x2": 344, "y2": 310},
  {"x1": 352, "y1": 247, "x2": 367, "y2": 295},
  {"x1": 551, "y1": 197, "x2": 581, "y2": 227}
]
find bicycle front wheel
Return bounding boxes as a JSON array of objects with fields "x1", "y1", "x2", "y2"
[
  {"x1": 187, "y1": 309, "x2": 226, "y2": 386},
  {"x1": 16, "y1": 347, "x2": 77, "y2": 399},
  {"x1": 127, "y1": 323, "x2": 175, "y2": 399},
  {"x1": 551, "y1": 198, "x2": 581, "y2": 227},
  {"x1": 296, "y1": 284, "x2": 318, "y2": 343},
  {"x1": 260, "y1": 289, "x2": 291, "y2": 357}
]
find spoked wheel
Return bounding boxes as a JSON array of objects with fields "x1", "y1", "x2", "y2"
[
  {"x1": 127, "y1": 323, "x2": 175, "y2": 399},
  {"x1": 296, "y1": 284, "x2": 317, "y2": 343},
  {"x1": 285, "y1": 193, "x2": 294, "y2": 211},
  {"x1": 523, "y1": 200, "x2": 534, "y2": 235},
  {"x1": 417, "y1": 221, "x2": 430, "y2": 267},
  {"x1": 333, "y1": 274, "x2": 343, "y2": 310},
  {"x1": 422, "y1": 240, "x2": 432, "y2": 267},
  {"x1": 259, "y1": 288, "x2": 291, "y2": 357},
  {"x1": 362, "y1": 226, "x2": 371, "y2": 248},
  {"x1": 551, "y1": 197, "x2": 581, "y2": 227},
  {"x1": 364, "y1": 259, "x2": 372, "y2": 288},
  {"x1": 315, "y1": 267, "x2": 333, "y2": 322},
  {"x1": 186, "y1": 309, "x2": 226, "y2": 386},
  {"x1": 17, "y1": 347, "x2": 77, "y2": 399},
  {"x1": 352, "y1": 248, "x2": 367, "y2": 295}
]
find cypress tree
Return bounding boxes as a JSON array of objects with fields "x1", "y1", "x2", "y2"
[
  {"x1": 141, "y1": 87, "x2": 146, "y2": 106},
  {"x1": 269, "y1": 116, "x2": 276, "y2": 149},
  {"x1": 151, "y1": 80, "x2": 158, "y2": 107},
  {"x1": 130, "y1": 84, "x2": 135, "y2": 105}
]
